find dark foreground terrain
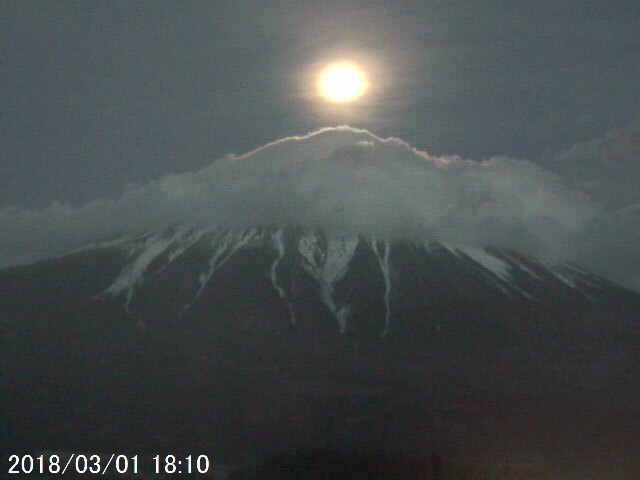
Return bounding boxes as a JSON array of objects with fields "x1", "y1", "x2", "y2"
[{"x1": 230, "y1": 450, "x2": 555, "y2": 480}]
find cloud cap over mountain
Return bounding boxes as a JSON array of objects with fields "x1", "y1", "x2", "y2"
[{"x1": 4, "y1": 126, "x2": 635, "y2": 289}]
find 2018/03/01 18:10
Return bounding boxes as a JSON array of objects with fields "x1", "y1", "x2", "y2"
[{"x1": 153, "y1": 454, "x2": 211, "y2": 474}]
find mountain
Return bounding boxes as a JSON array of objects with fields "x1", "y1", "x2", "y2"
[
  {"x1": 3, "y1": 224, "x2": 640, "y2": 476},
  {"x1": 2, "y1": 128, "x2": 640, "y2": 477}
]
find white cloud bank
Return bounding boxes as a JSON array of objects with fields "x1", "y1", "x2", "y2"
[
  {"x1": 550, "y1": 121, "x2": 640, "y2": 209},
  {"x1": 1, "y1": 126, "x2": 636, "y2": 290}
]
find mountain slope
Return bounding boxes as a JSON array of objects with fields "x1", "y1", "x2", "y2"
[
  {"x1": 3, "y1": 225, "x2": 640, "y2": 474},
  {"x1": 2, "y1": 126, "x2": 639, "y2": 476}
]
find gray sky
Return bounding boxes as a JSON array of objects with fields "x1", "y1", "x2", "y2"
[
  {"x1": 3, "y1": 0, "x2": 639, "y2": 208},
  {"x1": 2, "y1": 1, "x2": 640, "y2": 290}
]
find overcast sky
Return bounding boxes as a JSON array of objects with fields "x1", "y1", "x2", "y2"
[
  {"x1": 2, "y1": 0, "x2": 639, "y2": 208},
  {"x1": 1, "y1": 1, "x2": 640, "y2": 289}
]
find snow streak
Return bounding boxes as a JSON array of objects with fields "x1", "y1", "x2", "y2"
[
  {"x1": 103, "y1": 232, "x2": 177, "y2": 313},
  {"x1": 371, "y1": 238, "x2": 391, "y2": 338},
  {"x1": 298, "y1": 232, "x2": 358, "y2": 334},
  {"x1": 270, "y1": 230, "x2": 296, "y2": 324},
  {"x1": 184, "y1": 228, "x2": 258, "y2": 310}
]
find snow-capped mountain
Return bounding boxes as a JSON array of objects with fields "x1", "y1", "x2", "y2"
[
  {"x1": 3, "y1": 224, "x2": 639, "y2": 470},
  {"x1": 2, "y1": 128, "x2": 640, "y2": 474},
  {"x1": 91, "y1": 224, "x2": 634, "y2": 340}
]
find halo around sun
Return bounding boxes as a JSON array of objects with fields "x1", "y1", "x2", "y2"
[{"x1": 317, "y1": 62, "x2": 368, "y2": 103}]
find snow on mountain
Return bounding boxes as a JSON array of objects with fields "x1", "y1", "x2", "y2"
[
  {"x1": 189, "y1": 228, "x2": 260, "y2": 306},
  {"x1": 3, "y1": 129, "x2": 639, "y2": 474},
  {"x1": 103, "y1": 231, "x2": 181, "y2": 313},
  {"x1": 269, "y1": 229, "x2": 294, "y2": 323},
  {"x1": 456, "y1": 247, "x2": 510, "y2": 283},
  {"x1": 371, "y1": 238, "x2": 392, "y2": 337},
  {"x1": 0, "y1": 126, "x2": 604, "y2": 284},
  {"x1": 298, "y1": 231, "x2": 359, "y2": 333},
  {"x1": 3, "y1": 223, "x2": 639, "y2": 469},
  {"x1": 93, "y1": 225, "x2": 623, "y2": 336}
]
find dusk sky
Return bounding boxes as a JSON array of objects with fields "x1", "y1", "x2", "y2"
[
  {"x1": 4, "y1": 5, "x2": 640, "y2": 473},
  {"x1": 3, "y1": 0, "x2": 639, "y2": 207},
  {"x1": 1, "y1": 1, "x2": 639, "y2": 289}
]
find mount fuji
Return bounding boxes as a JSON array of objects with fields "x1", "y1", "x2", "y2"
[{"x1": 2, "y1": 128, "x2": 640, "y2": 476}]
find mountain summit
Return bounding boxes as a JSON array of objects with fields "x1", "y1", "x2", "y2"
[
  {"x1": 2, "y1": 129, "x2": 640, "y2": 476},
  {"x1": 1, "y1": 127, "x2": 595, "y2": 272}
]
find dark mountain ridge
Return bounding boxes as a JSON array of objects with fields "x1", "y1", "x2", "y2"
[{"x1": 2, "y1": 225, "x2": 640, "y2": 477}]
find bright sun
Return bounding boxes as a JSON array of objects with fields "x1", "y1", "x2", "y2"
[{"x1": 317, "y1": 62, "x2": 368, "y2": 103}]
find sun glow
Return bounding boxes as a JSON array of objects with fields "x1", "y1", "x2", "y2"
[{"x1": 317, "y1": 62, "x2": 368, "y2": 103}]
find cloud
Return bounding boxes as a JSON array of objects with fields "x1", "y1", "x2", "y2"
[
  {"x1": 2, "y1": 125, "x2": 635, "y2": 289},
  {"x1": 574, "y1": 204, "x2": 640, "y2": 292},
  {"x1": 550, "y1": 121, "x2": 640, "y2": 209},
  {"x1": 547, "y1": 121, "x2": 640, "y2": 291}
]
